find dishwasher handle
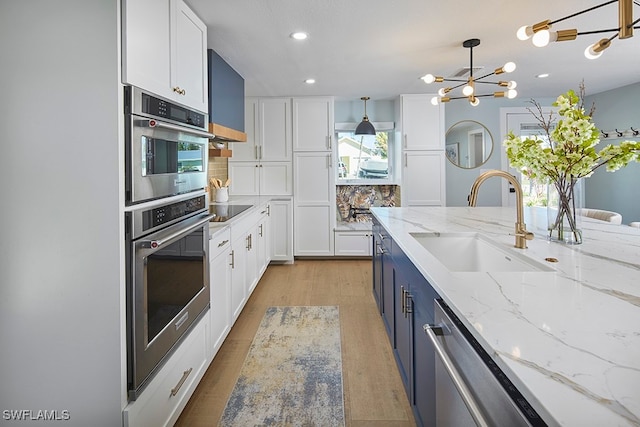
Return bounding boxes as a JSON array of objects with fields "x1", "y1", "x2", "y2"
[{"x1": 424, "y1": 323, "x2": 490, "y2": 427}]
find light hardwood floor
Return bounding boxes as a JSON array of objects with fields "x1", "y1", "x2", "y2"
[{"x1": 175, "y1": 259, "x2": 416, "y2": 426}]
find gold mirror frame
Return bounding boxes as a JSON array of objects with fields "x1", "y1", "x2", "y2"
[{"x1": 445, "y1": 120, "x2": 494, "y2": 169}]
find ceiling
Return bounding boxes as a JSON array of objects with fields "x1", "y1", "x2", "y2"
[{"x1": 187, "y1": 0, "x2": 640, "y2": 102}]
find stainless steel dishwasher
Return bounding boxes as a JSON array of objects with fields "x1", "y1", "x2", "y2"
[{"x1": 424, "y1": 299, "x2": 547, "y2": 426}]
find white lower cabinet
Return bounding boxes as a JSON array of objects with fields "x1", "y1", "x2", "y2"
[
  {"x1": 254, "y1": 204, "x2": 271, "y2": 279},
  {"x1": 269, "y1": 198, "x2": 294, "y2": 262},
  {"x1": 123, "y1": 313, "x2": 209, "y2": 427},
  {"x1": 209, "y1": 228, "x2": 232, "y2": 357},
  {"x1": 230, "y1": 223, "x2": 249, "y2": 321},
  {"x1": 334, "y1": 230, "x2": 373, "y2": 256}
]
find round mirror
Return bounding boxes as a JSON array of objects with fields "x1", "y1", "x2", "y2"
[{"x1": 445, "y1": 120, "x2": 494, "y2": 169}]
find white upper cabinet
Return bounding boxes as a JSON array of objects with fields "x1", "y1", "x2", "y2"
[
  {"x1": 260, "y1": 98, "x2": 292, "y2": 161},
  {"x1": 292, "y1": 97, "x2": 334, "y2": 152},
  {"x1": 122, "y1": 0, "x2": 208, "y2": 113},
  {"x1": 232, "y1": 98, "x2": 291, "y2": 162},
  {"x1": 399, "y1": 94, "x2": 444, "y2": 151}
]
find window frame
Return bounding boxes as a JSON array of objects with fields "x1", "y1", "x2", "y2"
[{"x1": 334, "y1": 121, "x2": 396, "y2": 185}]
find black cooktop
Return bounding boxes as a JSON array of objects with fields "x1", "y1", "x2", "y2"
[{"x1": 209, "y1": 204, "x2": 253, "y2": 222}]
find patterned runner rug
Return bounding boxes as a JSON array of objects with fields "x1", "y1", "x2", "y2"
[{"x1": 219, "y1": 306, "x2": 345, "y2": 426}]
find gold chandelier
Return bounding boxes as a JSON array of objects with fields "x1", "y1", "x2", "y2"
[
  {"x1": 421, "y1": 38, "x2": 517, "y2": 107},
  {"x1": 517, "y1": 0, "x2": 639, "y2": 59}
]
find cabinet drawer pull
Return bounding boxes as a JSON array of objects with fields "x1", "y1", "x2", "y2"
[
  {"x1": 170, "y1": 367, "x2": 193, "y2": 397},
  {"x1": 217, "y1": 239, "x2": 229, "y2": 247}
]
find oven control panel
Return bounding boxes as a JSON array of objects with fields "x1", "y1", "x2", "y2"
[{"x1": 141, "y1": 195, "x2": 206, "y2": 231}]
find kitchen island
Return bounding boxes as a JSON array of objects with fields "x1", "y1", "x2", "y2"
[{"x1": 370, "y1": 206, "x2": 640, "y2": 426}]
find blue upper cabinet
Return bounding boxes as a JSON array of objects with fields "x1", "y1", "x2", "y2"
[{"x1": 208, "y1": 49, "x2": 247, "y2": 141}]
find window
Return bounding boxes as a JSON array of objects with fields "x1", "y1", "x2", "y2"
[{"x1": 335, "y1": 123, "x2": 395, "y2": 184}]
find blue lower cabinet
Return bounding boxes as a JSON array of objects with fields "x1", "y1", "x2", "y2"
[
  {"x1": 410, "y1": 269, "x2": 438, "y2": 427},
  {"x1": 393, "y1": 263, "x2": 413, "y2": 400},
  {"x1": 373, "y1": 222, "x2": 438, "y2": 427},
  {"x1": 372, "y1": 220, "x2": 383, "y2": 314}
]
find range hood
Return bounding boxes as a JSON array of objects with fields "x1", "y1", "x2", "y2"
[
  {"x1": 208, "y1": 122, "x2": 247, "y2": 142},
  {"x1": 208, "y1": 49, "x2": 247, "y2": 143}
]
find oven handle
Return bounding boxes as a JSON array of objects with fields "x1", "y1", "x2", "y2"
[
  {"x1": 424, "y1": 323, "x2": 490, "y2": 427},
  {"x1": 140, "y1": 214, "x2": 213, "y2": 249},
  {"x1": 138, "y1": 119, "x2": 215, "y2": 139}
]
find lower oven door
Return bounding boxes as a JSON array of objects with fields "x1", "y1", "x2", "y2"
[{"x1": 128, "y1": 212, "x2": 211, "y2": 400}]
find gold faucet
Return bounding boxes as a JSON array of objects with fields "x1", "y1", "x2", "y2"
[{"x1": 468, "y1": 169, "x2": 534, "y2": 249}]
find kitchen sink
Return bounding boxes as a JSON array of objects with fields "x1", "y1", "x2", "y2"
[{"x1": 409, "y1": 232, "x2": 554, "y2": 273}]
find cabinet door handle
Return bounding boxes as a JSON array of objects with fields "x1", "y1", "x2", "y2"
[
  {"x1": 259, "y1": 224, "x2": 263, "y2": 237},
  {"x1": 405, "y1": 293, "x2": 413, "y2": 317},
  {"x1": 401, "y1": 286, "x2": 406, "y2": 315},
  {"x1": 254, "y1": 146, "x2": 258, "y2": 160},
  {"x1": 230, "y1": 250, "x2": 235, "y2": 268},
  {"x1": 170, "y1": 367, "x2": 193, "y2": 397},
  {"x1": 259, "y1": 146, "x2": 262, "y2": 159},
  {"x1": 404, "y1": 153, "x2": 408, "y2": 167},
  {"x1": 327, "y1": 135, "x2": 332, "y2": 149},
  {"x1": 404, "y1": 134, "x2": 408, "y2": 149}
]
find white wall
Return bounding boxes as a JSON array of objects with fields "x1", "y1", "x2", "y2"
[{"x1": 0, "y1": 1, "x2": 124, "y2": 426}]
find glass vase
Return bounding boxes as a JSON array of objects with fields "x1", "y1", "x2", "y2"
[{"x1": 547, "y1": 178, "x2": 583, "y2": 244}]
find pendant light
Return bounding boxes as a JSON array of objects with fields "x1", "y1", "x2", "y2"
[{"x1": 355, "y1": 96, "x2": 376, "y2": 135}]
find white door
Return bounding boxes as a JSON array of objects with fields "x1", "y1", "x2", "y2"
[
  {"x1": 172, "y1": 0, "x2": 207, "y2": 111},
  {"x1": 230, "y1": 98, "x2": 259, "y2": 161},
  {"x1": 401, "y1": 94, "x2": 444, "y2": 151},
  {"x1": 228, "y1": 162, "x2": 259, "y2": 196},
  {"x1": 260, "y1": 98, "x2": 292, "y2": 161},
  {"x1": 500, "y1": 107, "x2": 558, "y2": 207},
  {"x1": 209, "y1": 249, "x2": 231, "y2": 355},
  {"x1": 292, "y1": 97, "x2": 333, "y2": 152},
  {"x1": 402, "y1": 151, "x2": 445, "y2": 206},
  {"x1": 293, "y1": 152, "x2": 335, "y2": 255},
  {"x1": 270, "y1": 199, "x2": 293, "y2": 261}
]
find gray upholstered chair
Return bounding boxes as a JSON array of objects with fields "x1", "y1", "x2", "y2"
[{"x1": 577, "y1": 208, "x2": 623, "y2": 225}]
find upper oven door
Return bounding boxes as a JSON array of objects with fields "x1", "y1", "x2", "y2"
[{"x1": 125, "y1": 114, "x2": 211, "y2": 205}]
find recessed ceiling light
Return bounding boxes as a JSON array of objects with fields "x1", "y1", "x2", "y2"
[
  {"x1": 304, "y1": 78, "x2": 316, "y2": 84},
  {"x1": 290, "y1": 32, "x2": 308, "y2": 40},
  {"x1": 536, "y1": 73, "x2": 550, "y2": 78}
]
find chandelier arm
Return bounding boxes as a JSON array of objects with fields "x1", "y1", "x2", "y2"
[
  {"x1": 549, "y1": 0, "x2": 618, "y2": 26},
  {"x1": 439, "y1": 78, "x2": 469, "y2": 83},
  {"x1": 474, "y1": 72, "x2": 497, "y2": 81},
  {"x1": 474, "y1": 80, "x2": 507, "y2": 85},
  {"x1": 577, "y1": 27, "x2": 623, "y2": 35}
]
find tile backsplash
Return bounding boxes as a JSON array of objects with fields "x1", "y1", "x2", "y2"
[{"x1": 336, "y1": 185, "x2": 397, "y2": 223}]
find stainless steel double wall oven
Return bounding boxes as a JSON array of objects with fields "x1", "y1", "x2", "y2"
[{"x1": 124, "y1": 86, "x2": 214, "y2": 400}]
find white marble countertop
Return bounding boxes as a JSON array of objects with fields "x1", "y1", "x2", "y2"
[
  {"x1": 370, "y1": 206, "x2": 640, "y2": 427},
  {"x1": 208, "y1": 195, "x2": 285, "y2": 234}
]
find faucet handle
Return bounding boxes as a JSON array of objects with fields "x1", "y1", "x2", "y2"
[{"x1": 518, "y1": 230, "x2": 535, "y2": 241}]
